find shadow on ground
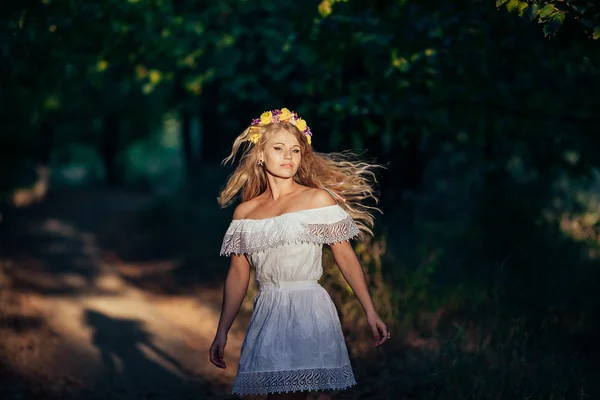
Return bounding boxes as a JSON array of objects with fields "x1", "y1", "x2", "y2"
[
  {"x1": 81, "y1": 308, "x2": 206, "y2": 399},
  {"x1": 0, "y1": 185, "x2": 240, "y2": 399}
]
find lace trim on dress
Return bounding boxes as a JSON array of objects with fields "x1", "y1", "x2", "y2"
[
  {"x1": 232, "y1": 364, "x2": 356, "y2": 395},
  {"x1": 220, "y1": 215, "x2": 360, "y2": 256}
]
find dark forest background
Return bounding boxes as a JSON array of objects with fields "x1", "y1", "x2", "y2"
[{"x1": 2, "y1": 1, "x2": 600, "y2": 399}]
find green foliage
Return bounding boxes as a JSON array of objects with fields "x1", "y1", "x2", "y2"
[
  {"x1": 3, "y1": 0, "x2": 600, "y2": 176},
  {"x1": 498, "y1": 0, "x2": 600, "y2": 39}
]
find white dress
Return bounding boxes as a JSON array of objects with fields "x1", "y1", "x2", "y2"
[{"x1": 220, "y1": 204, "x2": 359, "y2": 395}]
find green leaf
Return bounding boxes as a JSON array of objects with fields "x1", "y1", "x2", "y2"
[
  {"x1": 44, "y1": 95, "x2": 61, "y2": 110},
  {"x1": 391, "y1": 49, "x2": 411, "y2": 73},
  {"x1": 517, "y1": 1, "x2": 528, "y2": 16},
  {"x1": 506, "y1": 0, "x2": 523, "y2": 14},
  {"x1": 581, "y1": 19, "x2": 595, "y2": 29},
  {"x1": 526, "y1": 4, "x2": 540, "y2": 21},
  {"x1": 593, "y1": 25, "x2": 600, "y2": 40},
  {"x1": 318, "y1": 0, "x2": 333, "y2": 18},
  {"x1": 538, "y1": 4, "x2": 555, "y2": 19},
  {"x1": 495, "y1": 0, "x2": 509, "y2": 7},
  {"x1": 543, "y1": 12, "x2": 565, "y2": 38}
]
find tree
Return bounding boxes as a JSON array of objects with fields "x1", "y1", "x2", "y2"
[{"x1": 497, "y1": 0, "x2": 600, "y2": 39}]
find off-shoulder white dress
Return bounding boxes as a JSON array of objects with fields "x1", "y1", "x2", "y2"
[{"x1": 220, "y1": 204, "x2": 359, "y2": 395}]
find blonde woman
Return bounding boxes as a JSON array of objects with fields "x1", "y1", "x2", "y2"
[{"x1": 210, "y1": 108, "x2": 389, "y2": 399}]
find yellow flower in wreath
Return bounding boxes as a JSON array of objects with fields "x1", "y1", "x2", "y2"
[
  {"x1": 305, "y1": 134, "x2": 312, "y2": 145},
  {"x1": 259, "y1": 111, "x2": 273, "y2": 125},
  {"x1": 295, "y1": 118, "x2": 307, "y2": 132},
  {"x1": 279, "y1": 108, "x2": 293, "y2": 121},
  {"x1": 247, "y1": 126, "x2": 262, "y2": 144},
  {"x1": 249, "y1": 132, "x2": 261, "y2": 144}
]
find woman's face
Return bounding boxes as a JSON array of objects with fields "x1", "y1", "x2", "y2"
[{"x1": 261, "y1": 129, "x2": 301, "y2": 179}]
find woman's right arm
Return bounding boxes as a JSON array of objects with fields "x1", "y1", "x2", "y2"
[
  {"x1": 210, "y1": 253, "x2": 251, "y2": 368},
  {"x1": 217, "y1": 254, "x2": 251, "y2": 336}
]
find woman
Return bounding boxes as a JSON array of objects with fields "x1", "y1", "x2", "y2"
[{"x1": 210, "y1": 108, "x2": 389, "y2": 399}]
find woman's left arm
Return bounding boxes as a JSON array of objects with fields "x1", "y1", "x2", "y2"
[{"x1": 330, "y1": 241, "x2": 389, "y2": 347}]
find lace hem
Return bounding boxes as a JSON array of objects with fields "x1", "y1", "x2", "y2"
[
  {"x1": 232, "y1": 365, "x2": 356, "y2": 395},
  {"x1": 220, "y1": 215, "x2": 360, "y2": 256}
]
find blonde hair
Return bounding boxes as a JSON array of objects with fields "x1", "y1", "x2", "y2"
[{"x1": 218, "y1": 122, "x2": 382, "y2": 238}]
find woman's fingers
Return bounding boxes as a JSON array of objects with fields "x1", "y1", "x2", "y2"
[
  {"x1": 209, "y1": 345, "x2": 217, "y2": 366},
  {"x1": 367, "y1": 312, "x2": 390, "y2": 347},
  {"x1": 370, "y1": 323, "x2": 380, "y2": 345},
  {"x1": 219, "y1": 343, "x2": 225, "y2": 362},
  {"x1": 371, "y1": 319, "x2": 388, "y2": 347},
  {"x1": 209, "y1": 343, "x2": 227, "y2": 369},
  {"x1": 376, "y1": 321, "x2": 388, "y2": 347},
  {"x1": 218, "y1": 344, "x2": 227, "y2": 368}
]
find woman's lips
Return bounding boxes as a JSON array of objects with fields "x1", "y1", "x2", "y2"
[{"x1": 280, "y1": 164, "x2": 293, "y2": 168}]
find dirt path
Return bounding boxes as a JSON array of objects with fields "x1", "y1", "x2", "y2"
[{"x1": 0, "y1": 190, "x2": 246, "y2": 399}]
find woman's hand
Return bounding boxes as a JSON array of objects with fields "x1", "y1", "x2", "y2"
[
  {"x1": 209, "y1": 332, "x2": 228, "y2": 369},
  {"x1": 367, "y1": 311, "x2": 389, "y2": 347}
]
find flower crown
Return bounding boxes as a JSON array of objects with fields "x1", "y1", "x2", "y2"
[{"x1": 247, "y1": 108, "x2": 312, "y2": 145}]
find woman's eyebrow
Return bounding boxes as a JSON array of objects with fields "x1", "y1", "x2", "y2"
[{"x1": 273, "y1": 142, "x2": 300, "y2": 147}]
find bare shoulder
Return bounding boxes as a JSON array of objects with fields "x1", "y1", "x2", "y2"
[
  {"x1": 232, "y1": 199, "x2": 259, "y2": 220},
  {"x1": 309, "y1": 188, "x2": 337, "y2": 208}
]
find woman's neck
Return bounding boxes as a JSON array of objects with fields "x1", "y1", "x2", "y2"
[{"x1": 264, "y1": 178, "x2": 300, "y2": 201}]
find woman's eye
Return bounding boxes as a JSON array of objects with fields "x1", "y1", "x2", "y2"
[
  {"x1": 274, "y1": 147, "x2": 282, "y2": 151},
  {"x1": 293, "y1": 149, "x2": 300, "y2": 153}
]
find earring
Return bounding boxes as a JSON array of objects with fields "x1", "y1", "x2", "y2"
[{"x1": 257, "y1": 160, "x2": 264, "y2": 166}]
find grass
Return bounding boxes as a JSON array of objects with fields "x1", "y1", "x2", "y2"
[{"x1": 324, "y1": 237, "x2": 596, "y2": 400}]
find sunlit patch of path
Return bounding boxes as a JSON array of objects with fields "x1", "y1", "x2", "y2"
[
  {"x1": 1, "y1": 190, "x2": 244, "y2": 399},
  {"x1": 2, "y1": 264, "x2": 244, "y2": 399}
]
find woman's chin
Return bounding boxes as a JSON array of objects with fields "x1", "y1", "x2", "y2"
[{"x1": 268, "y1": 168, "x2": 297, "y2": 179}]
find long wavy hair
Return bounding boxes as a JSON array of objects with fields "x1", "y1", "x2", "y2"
[{"x1": 218, "y1": 121, "x2": 382, "y2": 238}]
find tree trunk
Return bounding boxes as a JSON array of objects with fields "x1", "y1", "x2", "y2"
[
  {"x1": 200, "y1": 83, "x2": 221, "y2": 164},
  {"x1": 181, "y1": 110, "x2": 193, "y2": 176},
  {"x1": 400, "y1": 132, "x2": 424, "y2": 192},
  {"x1": 483, "y1": 117, "x2": 499, "y2": 187},
  {"x1": 389, "y1": 128, "x2": 425, "y2": 253},
  {"x1": 101, "y1": 114, "x2": 119, "y2": 188},
  {"x1": 39, "y1": 117, "x2": 54, "y2": 166}
]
